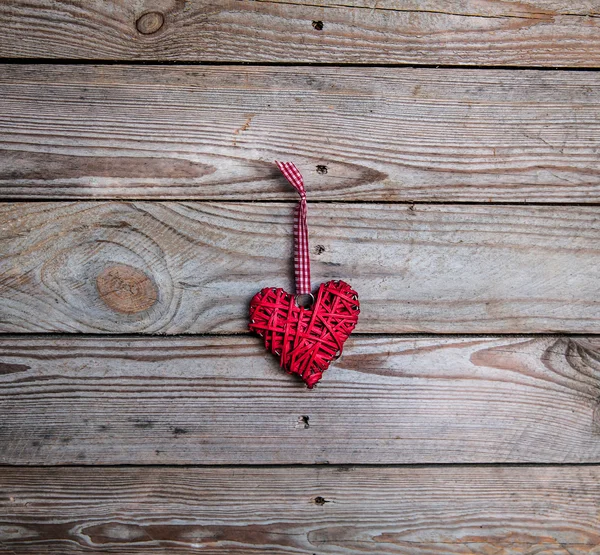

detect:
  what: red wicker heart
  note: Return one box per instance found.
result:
[249,280,360,388]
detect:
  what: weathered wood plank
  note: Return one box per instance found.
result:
[2,465,600,554]
[2,64,600,202]
[2,1,600,67]
[1,202,599,334]
[1,335,599,465]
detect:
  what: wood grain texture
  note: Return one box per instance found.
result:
[3,64,600,202]
[1,202,599,334]
[2,0,600,67]
[0,202,600,334]
[1,335,600,465]
[2,465,600,554]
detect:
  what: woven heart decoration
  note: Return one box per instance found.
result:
[249,162,360,388]
[249,280,359,388]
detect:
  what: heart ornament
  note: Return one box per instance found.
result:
[249,162,360,388]
[249,280,359,388]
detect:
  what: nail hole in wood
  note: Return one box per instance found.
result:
[297,415,310,429]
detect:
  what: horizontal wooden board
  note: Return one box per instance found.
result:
[1,335,600,465]
[2,465,600,554]
[3,65,600,202]
[1,202,599,334]
[2,1,600,67]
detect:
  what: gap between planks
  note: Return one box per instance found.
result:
[5,198,600,207]
[6,59,600,71]
[4,462,600,469]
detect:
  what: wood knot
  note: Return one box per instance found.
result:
[136,12,165,35]
[96,264,158,314]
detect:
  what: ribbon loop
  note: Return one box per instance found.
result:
[275,161,311,296]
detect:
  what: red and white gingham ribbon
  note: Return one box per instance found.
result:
[275,161,311,296]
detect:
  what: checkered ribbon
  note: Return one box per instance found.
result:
[275,161,311,296]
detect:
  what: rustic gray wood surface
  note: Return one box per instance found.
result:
[2,1,600,67]
[1,202,599,334]
[2,465,600,554]
[3,64,600,202]
[1,2,599,552]
[1,335,599,465]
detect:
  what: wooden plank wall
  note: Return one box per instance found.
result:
[1,1,600,553]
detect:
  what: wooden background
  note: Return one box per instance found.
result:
[1,1,600,553]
